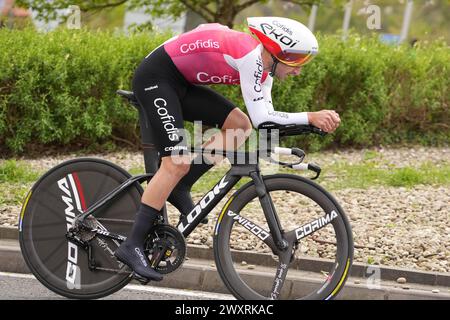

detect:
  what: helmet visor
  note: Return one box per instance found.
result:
[276,51,315,67]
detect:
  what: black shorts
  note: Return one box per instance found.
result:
[132,46,236,157]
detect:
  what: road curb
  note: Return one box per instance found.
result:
[186,244,450,287]
[1,240,449,300]
[3,226,448,287]
[2,226,449,299]
[0,227,18,241]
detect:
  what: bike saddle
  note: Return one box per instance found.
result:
[116,90,139,105]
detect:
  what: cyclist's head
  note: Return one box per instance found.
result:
[247,17,319,67]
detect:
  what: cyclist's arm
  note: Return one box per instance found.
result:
[261,74,274,112]
[237,47,309,128]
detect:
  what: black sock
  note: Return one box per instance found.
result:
[125,203,160,247]
[167,183,194,215]
[168,154,214,215]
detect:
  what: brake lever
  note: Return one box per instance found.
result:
[307,163,321,180]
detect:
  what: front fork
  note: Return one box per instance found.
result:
[248,171,298,300]
[249,171,289,252]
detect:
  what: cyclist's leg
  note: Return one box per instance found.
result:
[201,108,253,163]
[115,78,191,281]
[182,85,253,164]
[182,84,252,173]
[167,85,252,216]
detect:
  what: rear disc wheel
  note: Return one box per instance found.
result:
[19,158,143,299]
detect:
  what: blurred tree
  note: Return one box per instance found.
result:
[81,5,125,30]
[235,0,449,42]
[16,0,329,28]
[14,0,450,41]
[184,9,205,31]
[1,0,32,28]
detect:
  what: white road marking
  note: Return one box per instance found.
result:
[0,272,235,299]
[0,272,35,279]
[123,284,235,300]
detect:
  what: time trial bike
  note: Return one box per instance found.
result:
[19,90,353,300]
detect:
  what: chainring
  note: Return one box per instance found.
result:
[143,224,186,274]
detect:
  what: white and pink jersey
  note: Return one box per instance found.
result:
[164,23,269,85]
[160,23,309,128]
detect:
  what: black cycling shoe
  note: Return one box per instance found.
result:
[114,242,163,282]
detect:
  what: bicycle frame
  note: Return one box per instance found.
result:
[20,90,350,300]
[75,91,325,258]
[74,147,290,253]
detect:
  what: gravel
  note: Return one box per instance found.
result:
[397,277,407,284]
[1,146,449,273]
[5,145,449,172]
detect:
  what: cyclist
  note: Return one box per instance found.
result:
[114,17,341,281]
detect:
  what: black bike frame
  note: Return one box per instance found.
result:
[75,148,289,253]
[77,90,331,299]
[78,90,311,255]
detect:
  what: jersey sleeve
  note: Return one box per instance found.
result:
[261,74,274,112]
[236,46,309,128]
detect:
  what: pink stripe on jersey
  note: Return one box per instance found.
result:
[164,23,268,85]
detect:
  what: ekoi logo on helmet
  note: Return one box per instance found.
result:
[259,23,299,48]
[247,17,319,67]
[273,20,293,36]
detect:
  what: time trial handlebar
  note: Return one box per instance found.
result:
[257,122,328,137]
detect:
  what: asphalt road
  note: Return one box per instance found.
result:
[0,271,235,300]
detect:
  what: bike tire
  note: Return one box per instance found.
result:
[213,174,353,300]
[19,158,143,299]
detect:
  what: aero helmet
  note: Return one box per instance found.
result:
[247,16,319,67]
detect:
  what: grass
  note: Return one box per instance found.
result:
[128,164,253,195]
[0,160,41,206]
[0,159,449,207]
[367,256,375,265]
[129,159,450,194]
[128,166,145,176]
[297,161,450,190]
[0,183,31,206]
[363,150,379,161]
[0,160,40,183]
[192,168,253,195]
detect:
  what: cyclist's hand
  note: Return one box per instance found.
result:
[307,110,341,133]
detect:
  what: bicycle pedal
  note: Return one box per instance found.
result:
[132,272,150,285]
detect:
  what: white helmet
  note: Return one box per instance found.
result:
[247,16,319,66]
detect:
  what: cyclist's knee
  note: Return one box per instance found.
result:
[223,109,252,133]
[160,156,191,178]
[237,115,252,133]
